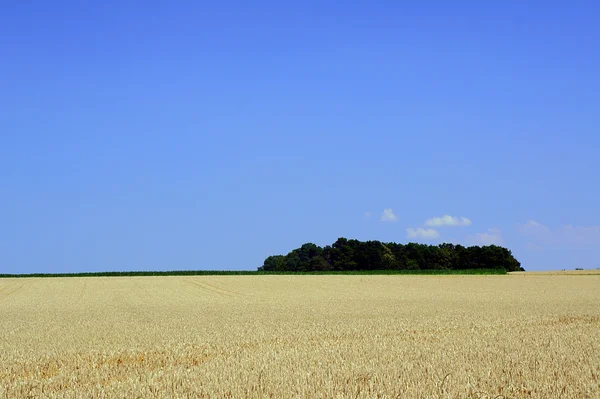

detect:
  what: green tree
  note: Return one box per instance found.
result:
[259,255,286,271]
[259,238,523,272]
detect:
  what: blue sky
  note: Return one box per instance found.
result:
[1,1,599,273]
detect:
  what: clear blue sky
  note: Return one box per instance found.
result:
[2,1,599,273]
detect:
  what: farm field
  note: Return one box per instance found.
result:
[1,274,599,398]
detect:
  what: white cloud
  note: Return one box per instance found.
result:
[562,225,600,240]
[525,242,544,251]
[425,215,472,227]
[467,228,504,246]
[518,220,600,248]
[406,227,440,239]
[380,209,397,222]
[519,220,550,232]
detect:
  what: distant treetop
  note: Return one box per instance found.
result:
[258,238,523,273]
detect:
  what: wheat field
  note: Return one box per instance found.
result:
[0,274,599,398]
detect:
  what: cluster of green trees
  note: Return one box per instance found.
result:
[258,238,523,272]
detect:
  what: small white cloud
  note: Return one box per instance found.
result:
[518,220,600,248]
[525,220,545,228]
[467,228,504,246]
[519,220,549,232]
[406,227,440,239]
[425,215,472,227]
[380,209,397,222]
[526,242,544,251]
[562,225,600,238]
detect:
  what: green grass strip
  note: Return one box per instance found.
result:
[0,269,507,278]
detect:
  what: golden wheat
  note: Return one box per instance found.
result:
[0,274,599,398]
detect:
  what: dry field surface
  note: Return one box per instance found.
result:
[0,274,599,398]
[509,270,600,276]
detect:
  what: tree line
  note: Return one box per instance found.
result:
[258,238,523,272]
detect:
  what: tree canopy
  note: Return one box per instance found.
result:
[258,238,523,272]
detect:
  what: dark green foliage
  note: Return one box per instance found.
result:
[0,239,520,278]
[261,255,287,271]
[259,238,523,273]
